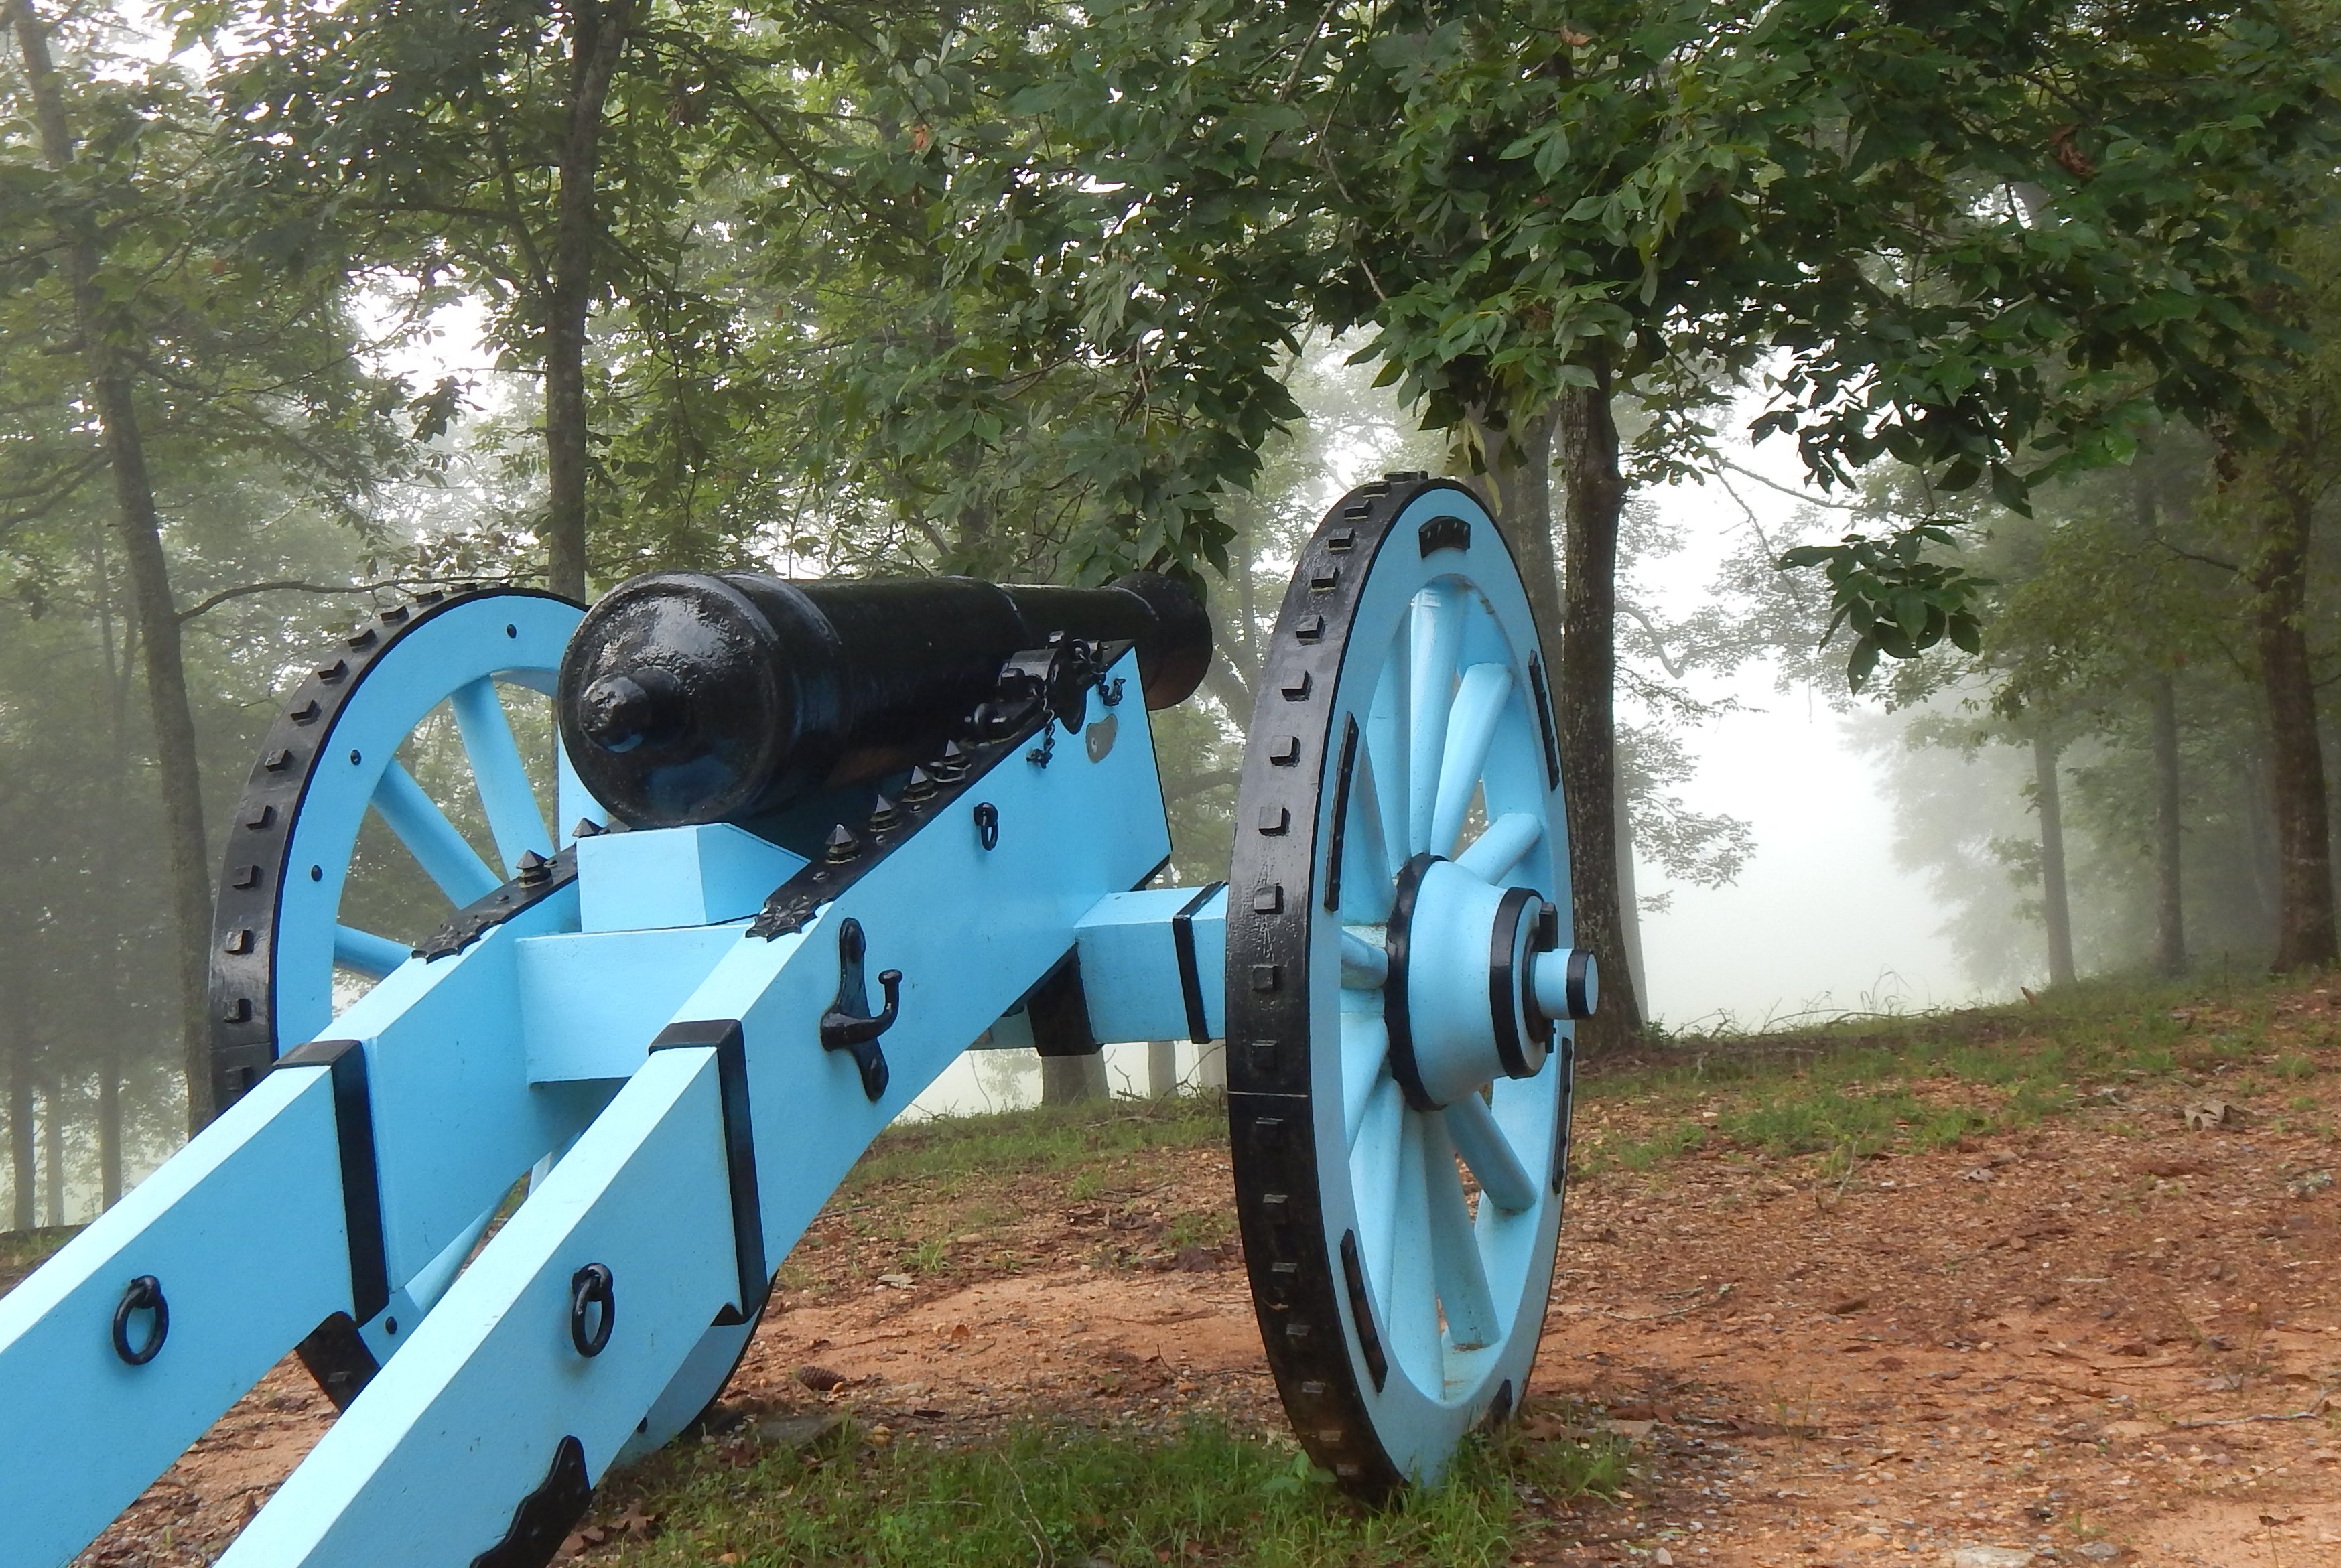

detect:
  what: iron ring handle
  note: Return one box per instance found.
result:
[973,802,1000,850]
[569,1263,616,1358]
[111,1275,169,1366]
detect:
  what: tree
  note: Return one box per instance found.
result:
[1756,6,2341,968]
[4,3,412,1132]
[4,0,217,1134]
[1774,413,2303,985]
[2204,228,2341,971]
[840,0,2341,1038]
[216,0,714,598]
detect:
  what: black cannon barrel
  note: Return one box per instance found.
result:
[557,570,1211,829]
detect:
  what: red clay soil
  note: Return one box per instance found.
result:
[42,1036,2341,1568]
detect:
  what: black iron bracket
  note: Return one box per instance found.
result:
[649,1019,769,1324]
[1170,881,1227,1046]
[817,918,899,1101]
[273,1037,390,1322]
[468,1433,594,1568]
[986,633,1106,739]
[1022,950,1099,1059]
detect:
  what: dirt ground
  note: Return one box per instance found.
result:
[45,1018,2341,1568]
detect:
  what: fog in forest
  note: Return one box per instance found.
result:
[1,328,2285,1202]
[3,305,2303,1203]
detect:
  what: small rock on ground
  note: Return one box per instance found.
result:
[1946,1550,2035,1568]
[755,1411,844,1450]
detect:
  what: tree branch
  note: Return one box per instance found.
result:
[1713,455,1865,511]
[176,574,517,624]
[1619,603,1691,680]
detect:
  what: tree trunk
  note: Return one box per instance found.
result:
[1465,405,1562,639]
[543,0,640,602]
[1612,754,1651,1011]
[6,1016,30,1232]
[1146,1040,1178,1098]
[98,1050,121,1208]
[9,0,214,1133]
[2033,733,2077,987]
[1554,375,1641,1048]
[1195,1040,1227,1090]
[2243,750,2282,953]
[1469,400,1648,1017]
[40,1080,64,1227]
[2150,672,2186,977]
[2252,489,2336,972]
[1040,1052,1109,1105]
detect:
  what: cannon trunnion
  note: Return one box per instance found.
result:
[559,570,1211,829]
[0,476,1595,1567]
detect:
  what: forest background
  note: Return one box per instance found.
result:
[5,0,2341,1227]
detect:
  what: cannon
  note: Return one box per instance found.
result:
[0,474,1595,1567]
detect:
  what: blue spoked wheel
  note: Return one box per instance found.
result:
[208,587,768,1441]
[1227,474,1592,1496]
[211,589,590,1113]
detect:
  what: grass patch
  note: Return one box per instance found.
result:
[1574,975,2336,1170]
[601,1415,1629,1568]
[1166,1209,1235,1249]
[1608,1122,1708,1170]
[852,1092,1225,1190]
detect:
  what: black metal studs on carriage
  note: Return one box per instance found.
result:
[412,845,580,963]
[111,1275,169,1366]
[747,695,1055,940]
[972,802,1000,851]
[567,1263,616,1358]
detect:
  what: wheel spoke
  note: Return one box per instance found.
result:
[1340,731,1396,922]
[1456,811,1544,883]
[450,679,551,875]
[1421,1112,1501,1352]
[1386,1109,1443,1370]
[332,924,411,980]
[1430,662,1513,857]
[1444,1092,1537,1214]
[1339,929,1388,989]
[372,760,501,905]
[1406,584,1464,855]
[1355,1077,1405,1289]
[1367,628,1411,879]
[1342,1013,1390,1147]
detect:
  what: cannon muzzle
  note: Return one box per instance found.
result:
[558,570,1211,829]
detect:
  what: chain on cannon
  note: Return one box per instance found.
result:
[0,474,1598,1567]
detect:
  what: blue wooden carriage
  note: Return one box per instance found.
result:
[0,475,1595,1567]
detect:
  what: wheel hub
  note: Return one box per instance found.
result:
[1384,853,1595,1110]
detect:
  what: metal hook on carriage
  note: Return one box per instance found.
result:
[819,917,900,1102]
